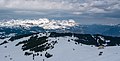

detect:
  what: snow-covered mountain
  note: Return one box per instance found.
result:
[0,18,78,38]
[0,18,120,38]
[0,18,77,29]
[0,32,120,61]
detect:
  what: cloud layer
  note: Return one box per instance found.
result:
[0,0,120,13]
[0,0,120,24]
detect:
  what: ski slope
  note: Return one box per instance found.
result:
[0,34,120,61]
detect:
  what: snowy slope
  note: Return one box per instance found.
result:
[0,32,120,61]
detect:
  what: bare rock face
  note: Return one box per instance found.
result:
[45,52,53,58]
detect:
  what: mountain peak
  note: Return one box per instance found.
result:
[0,18,77,29]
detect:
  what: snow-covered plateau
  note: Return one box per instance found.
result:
[0,32,120,61]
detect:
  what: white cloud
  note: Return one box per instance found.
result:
[0,0,120,14]
[72,12,82,15]
[107,3,120,10]
[88,8,107,13]
[86,0,120,13]
[0,0,76,10]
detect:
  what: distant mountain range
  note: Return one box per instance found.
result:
[78,24,120,36]
[0,18,120,38]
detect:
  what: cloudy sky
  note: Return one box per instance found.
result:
[0,0,120,24]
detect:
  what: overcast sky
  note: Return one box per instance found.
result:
[0,0,120,24]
